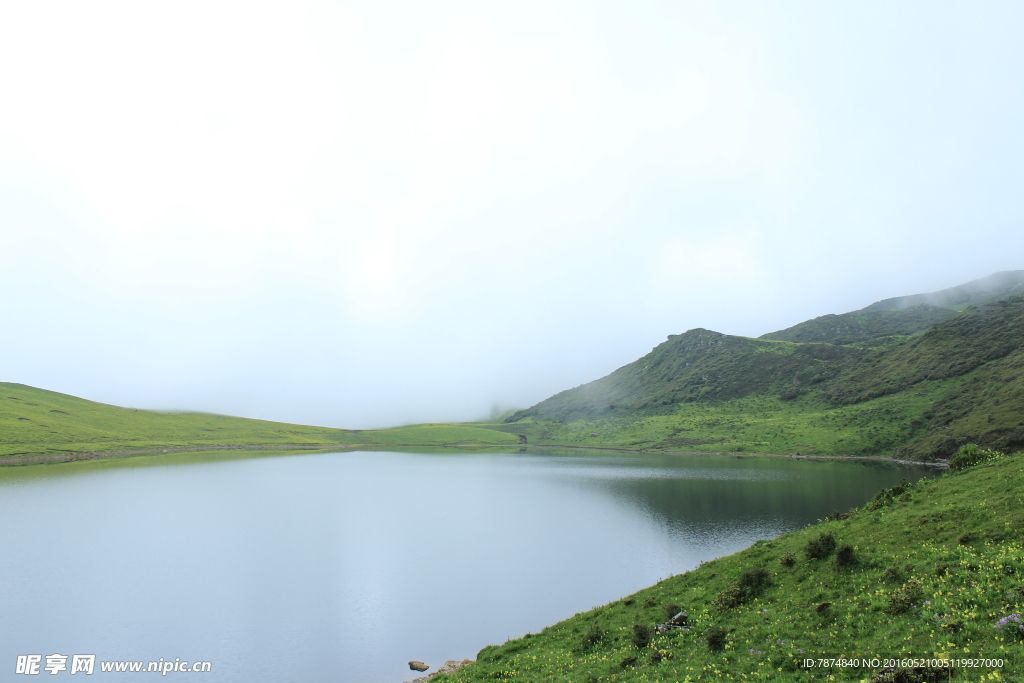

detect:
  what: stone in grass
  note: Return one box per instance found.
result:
[409,661,430,672]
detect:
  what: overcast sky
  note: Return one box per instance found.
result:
[2,0,1023,428]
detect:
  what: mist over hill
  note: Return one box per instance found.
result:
[502,272,1024,461]
[760,270,1024,345]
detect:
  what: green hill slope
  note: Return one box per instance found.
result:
[0,383,518,462]
[433,448,1024,683]
[506,329,866,423]
[760,270,1024,345]
[499,291,1024,462]
[865,270,1024,312]
[759,304,957,345]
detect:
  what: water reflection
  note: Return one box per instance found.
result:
[0,449,935,683]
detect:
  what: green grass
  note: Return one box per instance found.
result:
[0,382,518,462]
[760,304,958,345]
[433,449,1024,682]
[499,296,1024,462]
[477,380,958,458]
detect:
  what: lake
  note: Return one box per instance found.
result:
[0,448,935,681]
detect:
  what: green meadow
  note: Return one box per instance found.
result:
[491,296,1024,463]
[433,447,1024,683]
[475,383,955,459]
[0,382,518,463]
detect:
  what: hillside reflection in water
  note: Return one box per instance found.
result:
[0,449,934,683]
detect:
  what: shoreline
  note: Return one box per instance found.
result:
[0,443,340,467]
[521,443,949,469]
[0,442,948,469]
[404,659,474,683]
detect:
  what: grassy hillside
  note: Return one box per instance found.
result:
[864,270,1024,312]
[505,330,868,423]
[433,447,1024,682]
[759,305,957,345]
[498,296,1024,462]
[759,271,1024,346]
[0,383,518,462]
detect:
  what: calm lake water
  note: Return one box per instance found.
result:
[0,449,935,682]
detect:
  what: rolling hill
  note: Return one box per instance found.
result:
[0,383,518,463]
[497,272,1024,462]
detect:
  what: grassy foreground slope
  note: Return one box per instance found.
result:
[435,449,1024,683]
[0,383,518,462]
[494,295,1024,462]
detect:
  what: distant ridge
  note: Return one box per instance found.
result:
[863,269,1024,311]
[0,383,518,462]
[759,270,1024,345]
[501,271,1024,461]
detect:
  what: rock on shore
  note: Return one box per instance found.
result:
[404,659,473,682]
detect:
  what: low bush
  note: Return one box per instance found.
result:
[738,567,770,590]
[949,443,1005,471]
[577,621,606,651]
[835,544,857,568]
[631,624,654,649]
[714,567,771,609]
[884,565,906,583]
[867,480,912,510]
[805,532,837,559]
[887,580,925,614]
[705,625,727,652]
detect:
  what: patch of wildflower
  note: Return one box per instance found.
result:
[994,614,1023,631]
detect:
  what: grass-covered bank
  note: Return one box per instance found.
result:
[432,447,1024,682]
[0,383,518,464]
[474,385,954,459]
[497,295,1024,463]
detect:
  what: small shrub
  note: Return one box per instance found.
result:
[887,580,924,614]
[958,531,977,545]
[949,443,1004,471]
[714,566,771,609]
[883,565,905,583]
[642,597,658,608]
[738,567,770,590]
[631,624,654,649]
[705,625,728,652]
[579,621,606,650]
[867,479,912,510]
[662,603,681,620]
[713,585,745,610]
[619,655,638,669]
[835,544,857,568]
[779,552,796,567]
[805,532,837,560]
